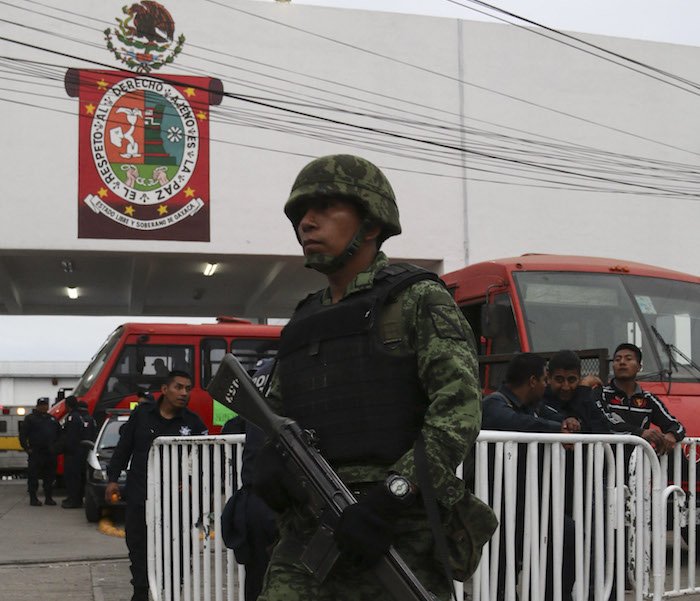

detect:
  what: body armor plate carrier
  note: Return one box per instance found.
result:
[277,263,443,466]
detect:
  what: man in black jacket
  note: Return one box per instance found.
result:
[19,397,61,506]
[221,359,278,601]
[542,350,613,434]
[482,353,577,601]
[105,370,208,601]
[595,343,685,454]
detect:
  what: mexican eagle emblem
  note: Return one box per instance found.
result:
[105,1,185,73]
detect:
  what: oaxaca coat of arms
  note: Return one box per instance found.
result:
[65,2,222,241]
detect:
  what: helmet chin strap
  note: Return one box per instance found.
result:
[304,220,372,274]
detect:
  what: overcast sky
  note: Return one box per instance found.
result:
[268,0,700,47]
[2,0,698,364]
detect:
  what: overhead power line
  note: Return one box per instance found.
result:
[3,1,700,163]
[445,0,700,95]
[1,4,700,199]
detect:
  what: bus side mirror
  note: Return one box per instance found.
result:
[481,304,508,338]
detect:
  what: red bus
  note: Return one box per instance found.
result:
[49,317,282,433]
[443,254,700,434]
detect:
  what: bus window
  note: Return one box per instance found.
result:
[201,338,227,389]
[73,327,124,398]
[486,293,520,390]
[100,344,194,402]
[489,293,520,355]
[230,338,279,375]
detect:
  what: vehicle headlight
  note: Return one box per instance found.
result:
[93,469,107,481]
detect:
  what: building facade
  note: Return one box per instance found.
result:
[1,0,698,318]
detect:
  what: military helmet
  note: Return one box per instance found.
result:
[285,154,401,244]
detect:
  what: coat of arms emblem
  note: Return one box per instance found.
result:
[105,1,185,73]
[64,2,222,240]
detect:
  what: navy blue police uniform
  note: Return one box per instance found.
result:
[221,359,278,601]
[19,401,61,505]
[107,399,207,598]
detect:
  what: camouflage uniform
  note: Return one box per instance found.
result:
[258,251,482,601]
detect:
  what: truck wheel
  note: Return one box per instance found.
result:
[85,493,101,523]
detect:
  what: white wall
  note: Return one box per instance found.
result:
[1,0,699,276]
[0,362,86,407]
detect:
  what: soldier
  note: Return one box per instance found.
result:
[252,154,483,600]
[19,397,61,506]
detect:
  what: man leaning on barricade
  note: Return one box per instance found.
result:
[594,343,685,454]
[482,352,577,601]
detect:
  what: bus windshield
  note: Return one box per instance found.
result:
[72,327,124,398]
[513,272,700,382]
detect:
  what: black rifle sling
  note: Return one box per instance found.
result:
[414,433,457,601]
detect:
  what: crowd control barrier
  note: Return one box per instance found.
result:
[146,433,699,601]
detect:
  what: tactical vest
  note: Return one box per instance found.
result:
[277,263,443,466]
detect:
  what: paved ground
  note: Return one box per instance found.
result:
[3,477,700,601]
[0,479,133,600]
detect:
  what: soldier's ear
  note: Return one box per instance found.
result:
[363,222,381,242]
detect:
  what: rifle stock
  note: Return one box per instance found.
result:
[208,353,439,601]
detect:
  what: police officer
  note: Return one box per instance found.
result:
[105,370,208,601]
[253,155,483,601]
[61,396,95,508]
[221,359,278,601]
[19,397,61,506]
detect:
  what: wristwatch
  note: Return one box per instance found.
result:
[384,474,416,505]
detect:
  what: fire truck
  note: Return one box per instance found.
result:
[442,254,700,427]
[48,317,282,432]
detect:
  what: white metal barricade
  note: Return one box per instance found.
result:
[659,438,700,598]
[471,432,675,601]
[146,433,697,601]
[147,434,245,601]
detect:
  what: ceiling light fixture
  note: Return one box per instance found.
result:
[204,262,218,276]
[67,287,78,299]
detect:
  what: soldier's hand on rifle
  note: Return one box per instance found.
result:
[335,480,413,569]
[252,442,308,513]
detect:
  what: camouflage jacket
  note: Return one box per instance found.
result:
[266,251,482,508]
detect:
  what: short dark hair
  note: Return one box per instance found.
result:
[614,343,642,363]
[165,370,193,386]
[505,353,547,387]
[64,395,78,410]
[548,351,581,374]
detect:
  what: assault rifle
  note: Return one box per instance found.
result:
[208,353,439,601]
